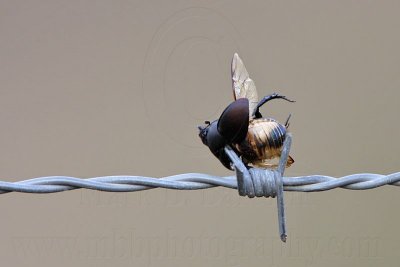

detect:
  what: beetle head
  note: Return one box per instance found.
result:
[198,121,211,146]
[198,98,250,170]
[198,120,226,150]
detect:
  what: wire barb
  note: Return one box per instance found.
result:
[224,134,292,242]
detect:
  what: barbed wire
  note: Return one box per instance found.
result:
[1,134,398,242]
[1,172,399,194]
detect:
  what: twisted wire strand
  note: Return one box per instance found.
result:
[0,172,399,194]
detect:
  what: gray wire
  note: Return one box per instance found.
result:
[0,172,399,194]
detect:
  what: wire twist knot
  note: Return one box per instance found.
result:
[244,168,279,198]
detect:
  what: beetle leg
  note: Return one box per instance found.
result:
[253,161,278,168]
[286,155,294,167]
[284,114,292,128]
[252,155,294,169]
[254,93,295,118]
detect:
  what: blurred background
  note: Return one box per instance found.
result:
[0,1,399,266]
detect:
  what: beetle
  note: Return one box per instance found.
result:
[198,53,294,170]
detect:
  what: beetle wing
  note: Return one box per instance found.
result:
[217,98,249,143]
[231,53,259,119]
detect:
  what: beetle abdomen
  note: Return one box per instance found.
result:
[236,118,287,163]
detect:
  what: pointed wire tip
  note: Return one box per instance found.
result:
[280,234,287,243]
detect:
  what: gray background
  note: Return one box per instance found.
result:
[1,1,399,266]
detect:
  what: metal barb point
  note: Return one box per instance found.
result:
[224,146,251,197]
[224,134,292,242]
[281,234,287,243]
[276,133,292,242]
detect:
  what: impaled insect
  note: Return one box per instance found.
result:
[198,53,294,170]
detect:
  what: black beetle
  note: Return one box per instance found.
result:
[198,53,295,170]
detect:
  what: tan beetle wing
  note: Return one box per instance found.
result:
[231,53,259,119]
